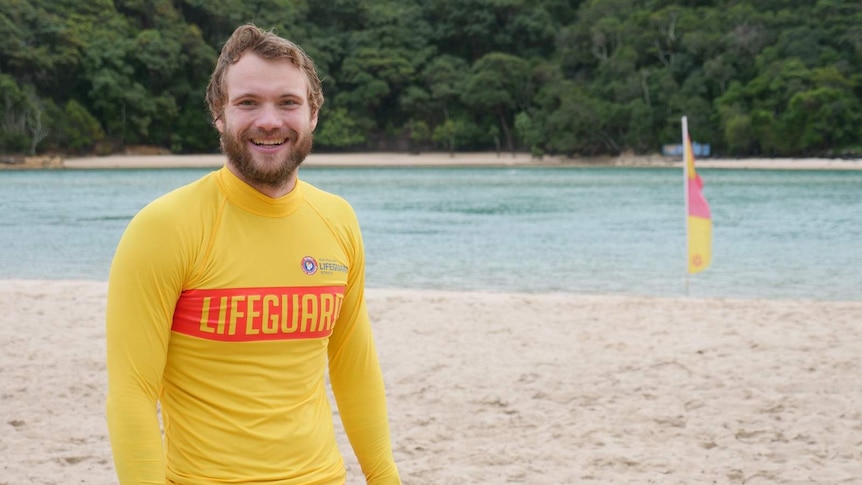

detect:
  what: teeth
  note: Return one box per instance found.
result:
[251,138,285,146]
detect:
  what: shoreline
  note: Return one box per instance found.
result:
[6,277,862,302]
[4,152,862,170]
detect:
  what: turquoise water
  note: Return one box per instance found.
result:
[1,167,860,300]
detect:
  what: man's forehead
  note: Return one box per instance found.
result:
[225,53,308,95]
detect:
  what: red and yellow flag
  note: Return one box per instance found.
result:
[683,118,712,274]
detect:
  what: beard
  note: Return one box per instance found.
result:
[220,125,313,189]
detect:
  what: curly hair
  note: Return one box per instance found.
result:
[205,23,324,124]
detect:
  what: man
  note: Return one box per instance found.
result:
[106,23,402,485]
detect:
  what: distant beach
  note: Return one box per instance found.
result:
[2,151,861,170]
[55,152,862,170]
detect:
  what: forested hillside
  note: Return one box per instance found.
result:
[1,0,860,157]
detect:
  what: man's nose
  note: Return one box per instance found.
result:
[254,104,282,131]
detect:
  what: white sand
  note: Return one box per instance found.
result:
[2,279,860,484]
[61,152,862,170]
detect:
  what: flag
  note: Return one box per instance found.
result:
[683,117,712,274]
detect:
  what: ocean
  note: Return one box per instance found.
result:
[1,166,860,301]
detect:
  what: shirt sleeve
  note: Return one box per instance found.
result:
[105,203,189,484]
[327,214,402,485]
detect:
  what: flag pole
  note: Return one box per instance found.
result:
[682,116,690,296]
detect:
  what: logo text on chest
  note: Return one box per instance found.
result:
[172,286,344,342]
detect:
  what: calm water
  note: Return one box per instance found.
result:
[1,166,860,300]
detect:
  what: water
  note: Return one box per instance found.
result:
[1,167,860,300]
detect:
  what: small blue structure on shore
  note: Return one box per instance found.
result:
[662,143,711,157]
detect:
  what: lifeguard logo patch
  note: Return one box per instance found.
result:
[301,256,318,275]
[172,286,344,342]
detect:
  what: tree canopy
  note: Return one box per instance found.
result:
[1,0,860,158]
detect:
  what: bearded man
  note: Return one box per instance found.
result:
[105,23,402,485]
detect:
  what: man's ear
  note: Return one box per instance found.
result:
[214,116,224,133]
[310,110,319,132]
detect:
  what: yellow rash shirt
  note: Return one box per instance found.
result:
[106,167,401,485]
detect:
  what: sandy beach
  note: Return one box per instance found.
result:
[56,152,862,170]
[2,279,860,484]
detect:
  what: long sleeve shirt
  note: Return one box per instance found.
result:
[106,167,401,485]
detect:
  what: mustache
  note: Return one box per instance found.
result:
[241,128,296,140]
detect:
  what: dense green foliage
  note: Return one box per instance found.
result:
[2,0,860,157]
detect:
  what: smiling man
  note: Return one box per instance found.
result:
[105,24,402,485]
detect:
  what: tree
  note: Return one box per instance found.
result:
[314,107,367,149]
[0,74,30,153]
[537,79,622,156]
[424,0,561,61]
[336,0,434,142]
[23,93,50,155]
[432,119,457,156]
[782,67,862,155]
[461,52,531,155]
[514,111,545,157]
[1,0,860,157]
[405,119,431,153]
[56,99,105,154]
[423,55,469,123]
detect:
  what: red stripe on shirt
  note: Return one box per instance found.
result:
[172,286,344,341]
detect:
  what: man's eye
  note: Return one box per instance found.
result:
[239,100,256,106]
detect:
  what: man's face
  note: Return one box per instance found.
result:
[216,52,318,192]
